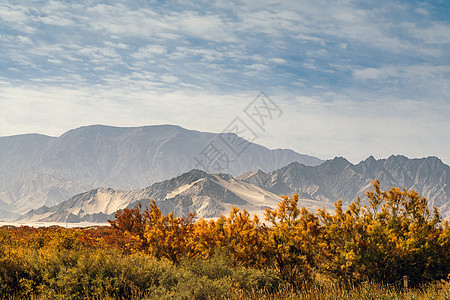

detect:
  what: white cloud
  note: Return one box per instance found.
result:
[170,12,237,43]
[295,34,325,45]
[406,22,450,45]
[38,15,75,27]
[0,4,36,33]
[414,7,429,16]
[351,64,450,99]
[47,58,62,64]
[84,4,171,38]
[0,3,29,23]
[131,45,167,59]
[16,35,32,44]
[172,47,225,61]
[306,49,328,57]
[160,74,179,83]
[103,42,129,50]
[353,68,385,80]
[246,63,270,72]
[269,58,286,64]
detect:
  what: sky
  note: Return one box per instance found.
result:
[0,0,449,165]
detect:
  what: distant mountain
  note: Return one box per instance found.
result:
[20,169,329,223]
[18,155,450,224]
[0,125,322,217]
[238,155,450,217]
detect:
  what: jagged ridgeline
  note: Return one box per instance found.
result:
[238,155,450,217]
[0,125,322,219]
[19,155,450,223]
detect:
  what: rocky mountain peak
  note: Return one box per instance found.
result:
[240,155,450,217]
[0,124,322,217]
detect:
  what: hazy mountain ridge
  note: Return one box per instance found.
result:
[3,125,449,222]
[18,169,291,223]
[0,124,322,217]
[238,155,450,216]
[17,155,450,224]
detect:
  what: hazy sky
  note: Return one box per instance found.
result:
[0,0,449,164]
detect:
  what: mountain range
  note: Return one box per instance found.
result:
[238,155,450,217]
[0,124,322,218]
[18,169,291,223]
[2,124,448,223]
[18,155,450,224]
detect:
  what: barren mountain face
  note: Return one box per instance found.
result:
[19,155,450,224]
[0,125,321,218]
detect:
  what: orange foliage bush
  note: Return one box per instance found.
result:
[2,181,448,287]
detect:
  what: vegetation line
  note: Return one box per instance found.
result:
[1,180,449,299]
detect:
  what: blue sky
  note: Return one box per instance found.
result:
[0,0,449,164]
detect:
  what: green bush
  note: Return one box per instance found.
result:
[0,244,449,299]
